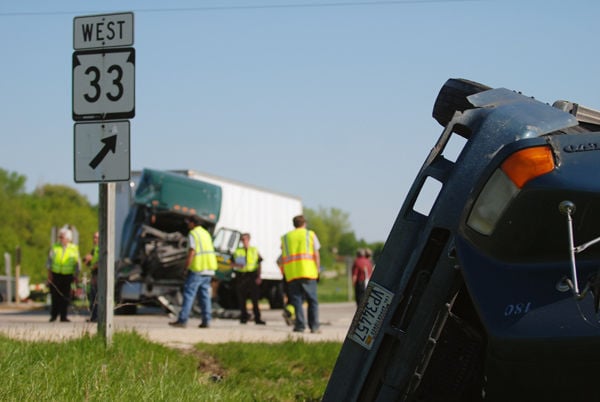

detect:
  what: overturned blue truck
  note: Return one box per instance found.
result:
[323,79,600,402]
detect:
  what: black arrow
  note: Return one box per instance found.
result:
[89,135,117,169]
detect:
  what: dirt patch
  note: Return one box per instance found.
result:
[186,347,227,383]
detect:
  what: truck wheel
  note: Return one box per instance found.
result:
[267,282,285,309]
[114,303,137,315]
[114,282,138,315]
[217,281,238,310]
[432,78,491,128]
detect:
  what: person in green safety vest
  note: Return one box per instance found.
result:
[47,226,81,323]
[232,233,266,325]
[169,215,217,328]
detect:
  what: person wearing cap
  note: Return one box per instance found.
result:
[169,215,217,328]
[280,215,321,333]
[47,226,81,322]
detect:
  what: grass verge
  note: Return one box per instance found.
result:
[0,331,342,401]
[318,271,352,303]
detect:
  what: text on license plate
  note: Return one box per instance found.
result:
[348,281,394,350]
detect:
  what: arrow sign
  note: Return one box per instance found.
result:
[74,121,130,183]
[90,135,117,169]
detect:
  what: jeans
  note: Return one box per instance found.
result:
[288,278,319,331]
[178,271,212,325]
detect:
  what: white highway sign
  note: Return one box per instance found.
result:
[73,12,134,50]
[72,47,135,121]
[74,121,130,183]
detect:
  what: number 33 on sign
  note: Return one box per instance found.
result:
[72,47,135,121]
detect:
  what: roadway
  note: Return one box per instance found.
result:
[0,302,357,349]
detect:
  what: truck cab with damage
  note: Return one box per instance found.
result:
[115,168,222,314]
[323,79,600,401]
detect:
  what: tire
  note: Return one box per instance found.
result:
[432,78,492,128]
[114,303,137,315]
[114,282,138,315]
[216,281,238,310]
[267,281,285,309]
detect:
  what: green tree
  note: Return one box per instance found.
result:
[338,231,359,256]
[0,170,30,276]
[304,206,386,269]
[304,207,353,269]
[25,184,98,283]
[0,169,98,285]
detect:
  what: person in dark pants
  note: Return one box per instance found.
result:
[351,248,374,307]
[83,231,99,322]
[233,233,266,325]
[47,226,81,322]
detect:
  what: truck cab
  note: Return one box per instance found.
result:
[323,79,600,401]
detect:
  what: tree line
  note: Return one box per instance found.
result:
[0,168,383,285]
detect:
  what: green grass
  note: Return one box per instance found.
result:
[318,270,352,303]
[0,331,342,401]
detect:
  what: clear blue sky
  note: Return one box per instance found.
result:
[1,0,599,243]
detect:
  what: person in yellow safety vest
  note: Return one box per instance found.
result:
[83,231,100,322]
[280,215,321,334]
[232,233,266,325]
[47,226,81,322]
[169,215,217,328]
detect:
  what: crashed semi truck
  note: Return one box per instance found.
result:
[323,79,600,402]
[114,168,302,314]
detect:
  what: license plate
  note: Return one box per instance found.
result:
[348,281,394,350]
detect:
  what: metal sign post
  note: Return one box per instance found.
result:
[98,183,115,343]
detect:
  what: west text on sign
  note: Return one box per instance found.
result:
[73,12,134,50]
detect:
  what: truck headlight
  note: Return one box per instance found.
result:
[467,146,555,235]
